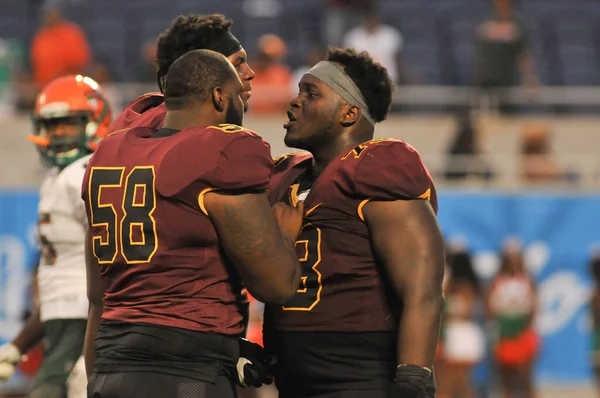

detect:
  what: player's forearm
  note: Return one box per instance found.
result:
[227,231,300,305]
[244,244,300,305]
[84,303,102,379]
[271,239,302,303]
[12,307,44,354]
[396,295,444,368]
[207,192,302,304]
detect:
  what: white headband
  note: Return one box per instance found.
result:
[306,61,375,126]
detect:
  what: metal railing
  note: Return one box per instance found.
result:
[104,83,600,110]
[423,154,600,191]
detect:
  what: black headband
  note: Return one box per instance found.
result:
[158,31,243,93]
[210,31,243,57]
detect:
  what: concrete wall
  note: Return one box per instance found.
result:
[2,113,599,188]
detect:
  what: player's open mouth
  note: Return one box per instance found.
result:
[284,110,297,130]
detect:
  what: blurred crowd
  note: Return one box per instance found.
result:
[0,0,550,116]
[434,237,540,398]
[443,108,575,185]
[3,0,592,188]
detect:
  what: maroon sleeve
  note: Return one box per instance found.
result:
[211,134,273,192]
[348,140,436,208]
[109,93,165,133]
[157,130,273,216]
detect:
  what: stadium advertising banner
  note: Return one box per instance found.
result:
[0,192,38,344]
[0,191,599,382]
[439,191,600,383]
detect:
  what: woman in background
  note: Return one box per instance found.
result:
[487,238,539,398]
[436,242,485,398]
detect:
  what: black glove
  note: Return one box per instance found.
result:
[387,364,433,398]
[236,338,275,388]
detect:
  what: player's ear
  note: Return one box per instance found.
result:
[212,87,225,112]
[340,104,360,127]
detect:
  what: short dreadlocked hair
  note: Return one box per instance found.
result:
[156,14,234,92]
[326,47,394,123]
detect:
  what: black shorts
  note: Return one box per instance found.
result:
[94,321,238,382]
[263,330,397,397]
[87,371,236,398]
[278,389,387,398]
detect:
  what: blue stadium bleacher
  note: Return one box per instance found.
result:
[379,3,444,84]
[1,0,598,87]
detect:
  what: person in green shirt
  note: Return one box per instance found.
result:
[486,238,539,398]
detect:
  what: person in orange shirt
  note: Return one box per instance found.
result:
[31,3,91,89]
[248,34,293,114]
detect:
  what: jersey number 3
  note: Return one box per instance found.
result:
[88,166,158,264]
[282,224,322,311]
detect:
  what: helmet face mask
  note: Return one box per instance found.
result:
[31,113,92,168]
[29,75,112,169]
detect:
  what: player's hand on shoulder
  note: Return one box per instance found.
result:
[273,201,305,245]
[236,338,275,388]
[0,343,21,380]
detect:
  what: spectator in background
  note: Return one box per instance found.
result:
[290,47,326,95]
[139,40,158,84]
[486,237,538,398]
[30,2,91,90]
[588,247,600,392]
[249,34,293,114]
[0,39,26,114]
[342,7,408,84]
[445,106,494,181]
[519,122,565,183]
[437,241,485,398]
[473,0,538,113]
[322,0,374,47]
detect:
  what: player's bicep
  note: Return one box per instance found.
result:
[205,190,272,250]
[85,229,103,305]
[363,199,445,303]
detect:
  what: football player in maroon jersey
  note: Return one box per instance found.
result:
[265,47,445,398]
[109,13,280,391]
[83,50,302,398]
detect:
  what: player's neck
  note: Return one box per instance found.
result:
[162,109,220,131]
[312,144,344,171]
[311,135,370,173]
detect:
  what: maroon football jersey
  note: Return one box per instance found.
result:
[109,93,166,133]
[82,124,272,335]
[268,152,313,205]
[265,138,438,333]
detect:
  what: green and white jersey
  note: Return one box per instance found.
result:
[37,154,91,322]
